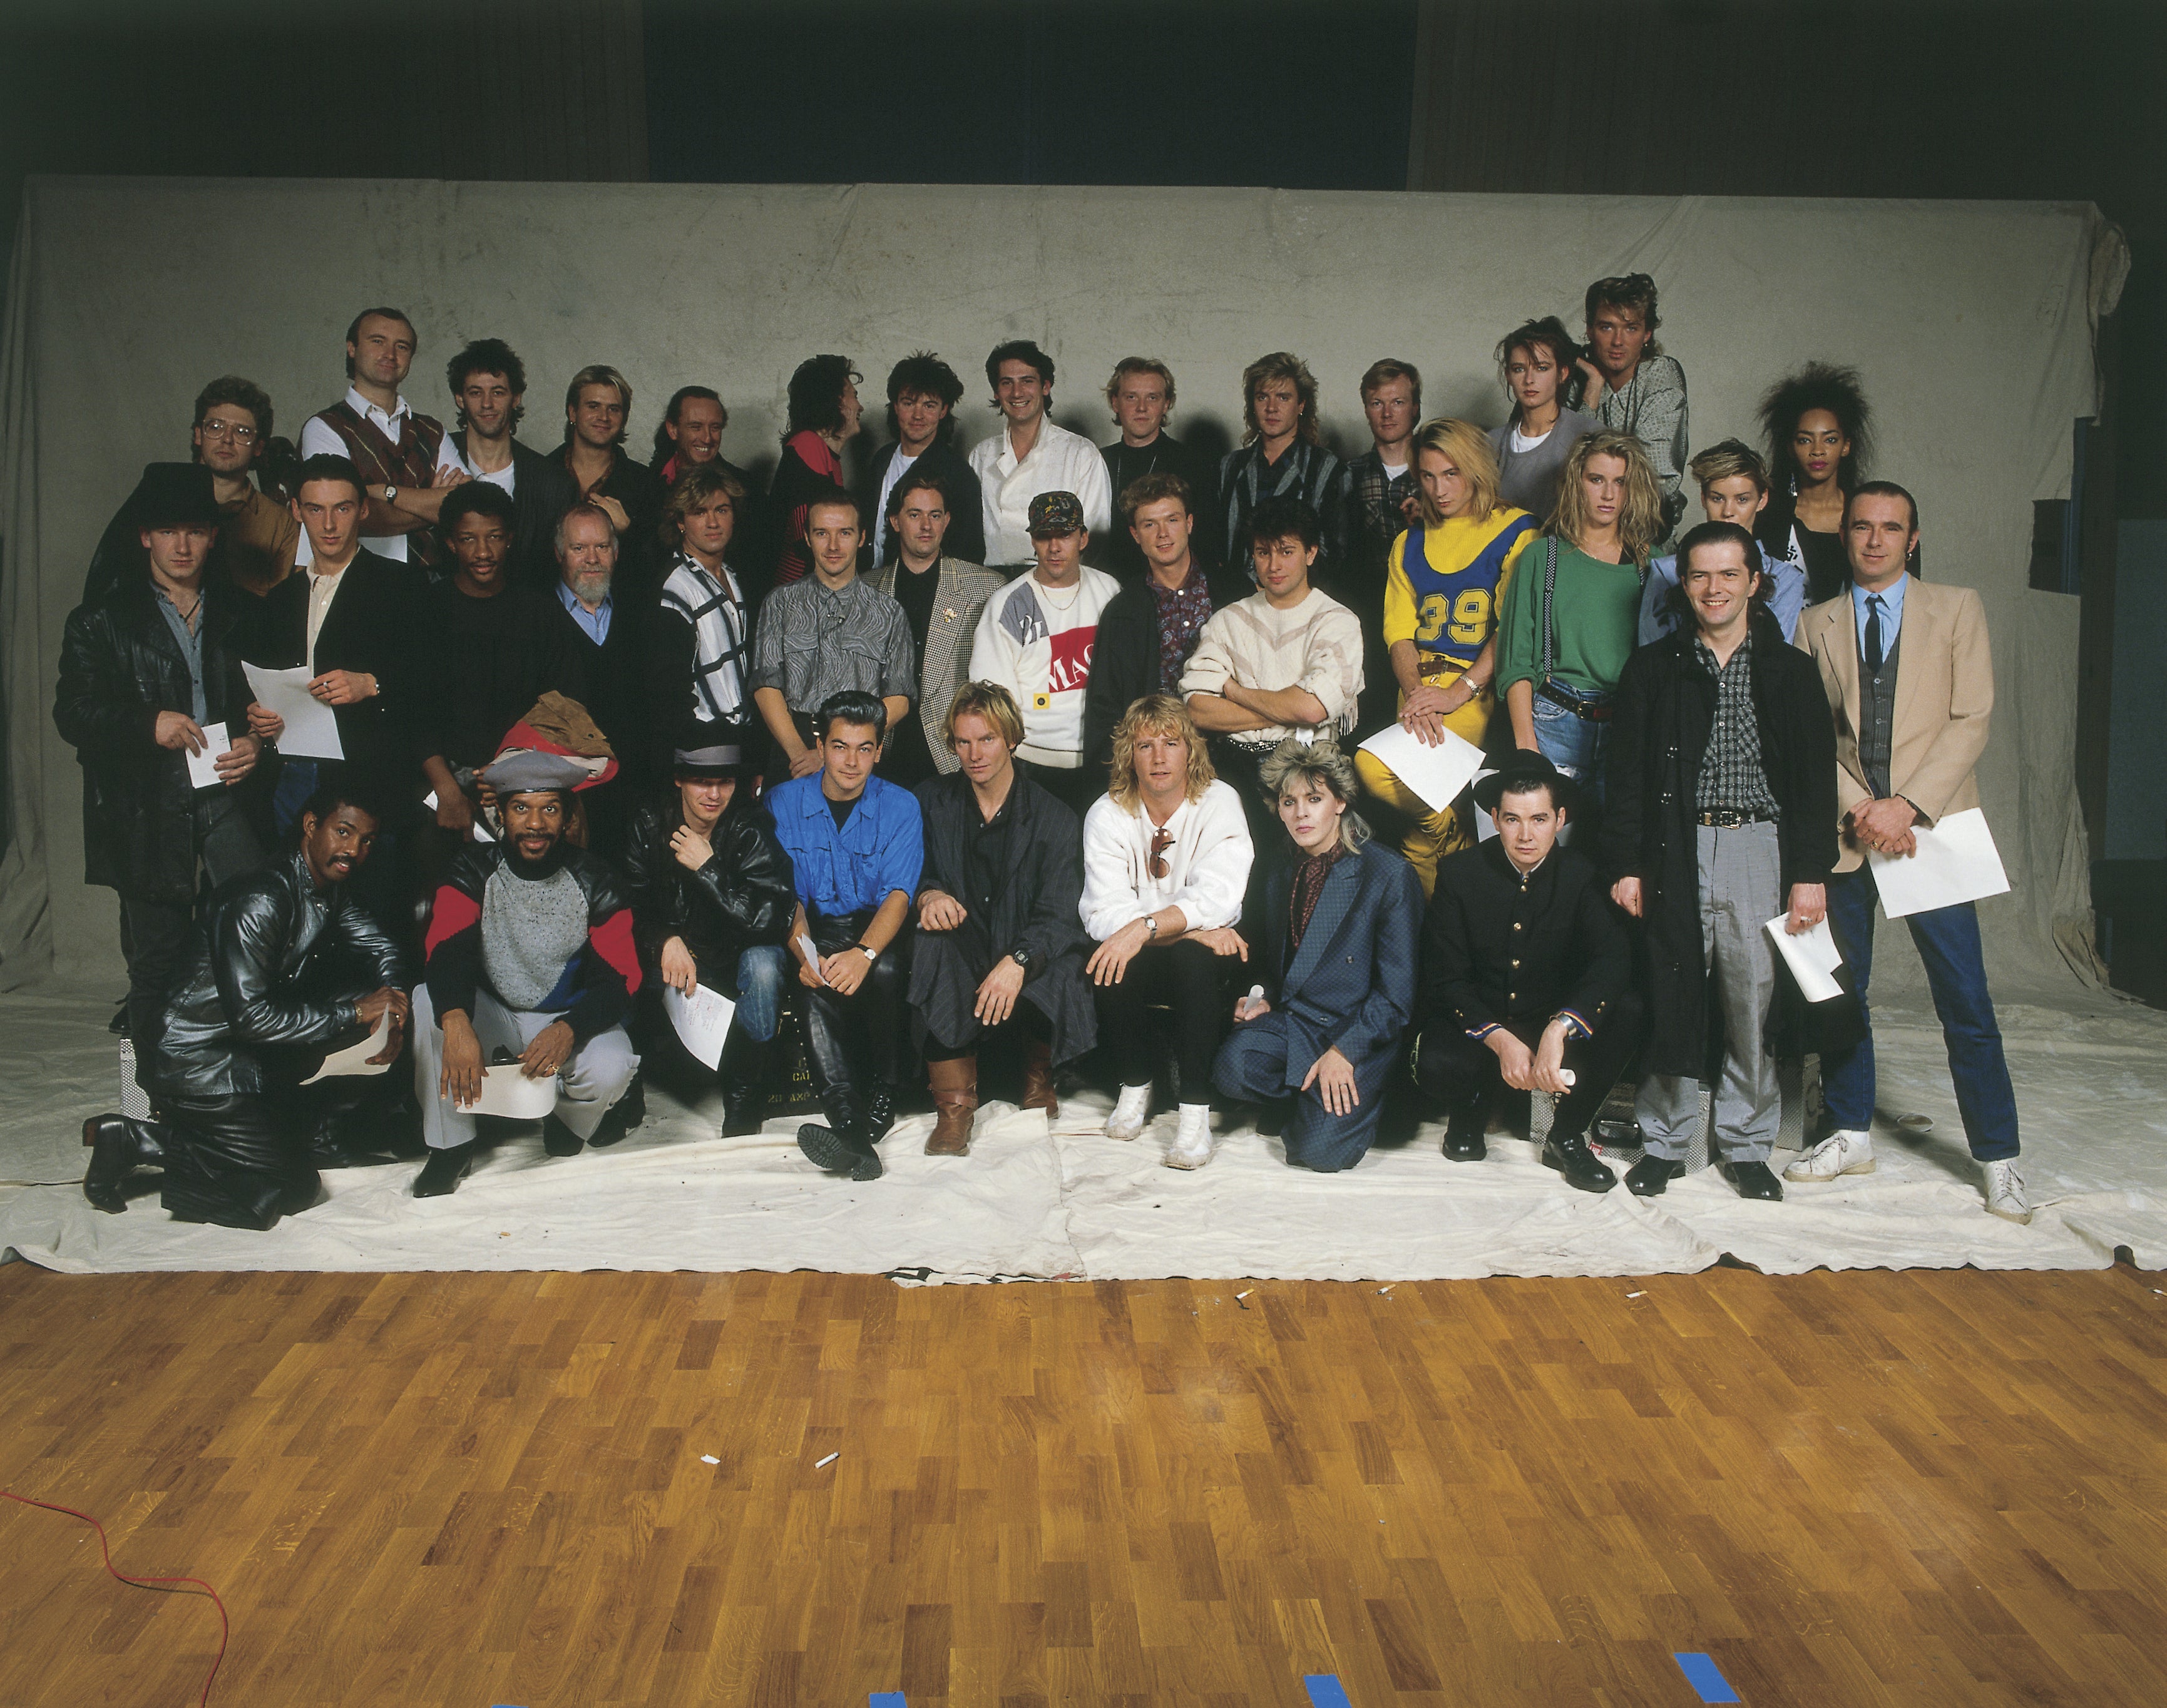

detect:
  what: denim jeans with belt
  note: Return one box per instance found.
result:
[1530,691,1611,807]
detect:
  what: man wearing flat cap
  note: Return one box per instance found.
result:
[407,729,643,1197]
[620,740,797,1135]
[1415,750,1641,1194]
[966,489,1121,817]
[56,463,270,1080]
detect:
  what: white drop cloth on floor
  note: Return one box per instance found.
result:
[3,985,2161,1281]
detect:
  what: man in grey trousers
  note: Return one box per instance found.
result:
[1598,521,1838,1200]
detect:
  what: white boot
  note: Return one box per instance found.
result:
[1105,1084,1152,1142]
[1164,1103,1214,1170]
[1784,1128,1875,1182]
[1982,1159,2033,1224]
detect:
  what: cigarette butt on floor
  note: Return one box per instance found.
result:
[1378,1286,1394,1296]
[700,1455,720,1465]
[1626,1291,1646,1299]
[815,1452,839,1470]
[1236,1290,1253,1299]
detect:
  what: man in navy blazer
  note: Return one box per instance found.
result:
[1214,737,1423,1172]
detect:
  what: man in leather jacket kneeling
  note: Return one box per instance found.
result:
[81,784,411,1230]
[621,739,796,1135]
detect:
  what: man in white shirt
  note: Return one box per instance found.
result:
[1080,694,1254,1168]
[297,307,461,571]
[966,340,1113,568]
[434,337,578,591]
[1181,494,1364,843]
[967,490,1121,816]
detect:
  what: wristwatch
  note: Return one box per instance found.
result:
[381,483,399,504]
[1144,914,1159,939]
[1010,946,1033,971]
[854,943,879,964]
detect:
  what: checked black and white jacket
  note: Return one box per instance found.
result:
[657,550,752,727]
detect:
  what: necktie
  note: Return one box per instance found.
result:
[1865,594,1885,675]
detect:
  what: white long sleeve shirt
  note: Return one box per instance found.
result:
[1178,586,1365,749]
[297,387,418,565]
[1080,780,1254,940]
[968,566,1120,768]
[967,417,1115,566]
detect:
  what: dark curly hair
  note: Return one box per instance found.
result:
[784,355,861,439]
[884,352,965,444]
[1758,362,1873,496]
[444,338,528,433]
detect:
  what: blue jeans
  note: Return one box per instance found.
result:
[730,944,789,1043]
[1820,868,2019,1160]
[1530,693,1609,807]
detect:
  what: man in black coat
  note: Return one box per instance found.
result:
[860,352,987,571]
[79,784,409,1230]
[54,463,271,1076]
[546,501,653,859]
[1416,751,1640,1193]
[909,682,1095,1155]
[1601,521,1838,1200]
[439,337,581,593]
[1099,357,1221,580]
[1081,472,1249,776]
[620,740,797,1135]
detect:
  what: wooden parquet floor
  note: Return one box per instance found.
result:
[1,1264,2163,1708]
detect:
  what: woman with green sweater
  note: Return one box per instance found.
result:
[1494,431,1665,811]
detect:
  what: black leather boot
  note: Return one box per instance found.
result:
[541,1113,585,1157]
[797,1088,881,1181]
[864,1083,898,1145]
[81,1115,164,1214]
[412,1141,477,1198]
[1440,1094,1487,1162]
[1719,1159,1784,1201]
[1540,1127,1616,1194]
[720,1035,774,1138]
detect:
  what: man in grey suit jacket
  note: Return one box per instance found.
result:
[1214,737,1423,1172]
[871,466,1004,787]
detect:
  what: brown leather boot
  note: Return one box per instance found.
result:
[1020,1038,1058,1119]
[926,1055,978,1155]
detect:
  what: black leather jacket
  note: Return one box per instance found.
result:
[620,792,796,986]
[151,847,408,1098]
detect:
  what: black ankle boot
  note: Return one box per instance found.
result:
[81,1115,163,1214]
[1540,1128,1616,1194]
[412,1142,477,1198]
[864,1084,897,1145]
[721,1036,774,1138]
[1626,1155,1685,1197]
[798,1088,881,1180]
[541,1114,585,1157]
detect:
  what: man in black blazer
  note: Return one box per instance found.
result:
[1416,750,1640,1193]
[859,352,986,570]
[438,337,580,593]
[546,501,653,857]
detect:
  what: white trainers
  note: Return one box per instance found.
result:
[1105,1084,1152,1143]
[1983,1159,2033,1225]
[1164,1103,1214,1170]
[1784,1129,1876,1182]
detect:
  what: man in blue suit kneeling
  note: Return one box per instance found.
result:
[1214,737,1424,1172]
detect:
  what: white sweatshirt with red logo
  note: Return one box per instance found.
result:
[966,566,1120,769]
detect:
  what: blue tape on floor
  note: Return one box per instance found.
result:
[1674,1652,1739,1703]
[1303,1676,1353,1708]
[869,1695,906,1707]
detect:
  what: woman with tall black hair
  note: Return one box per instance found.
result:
[1756,362,1880,603]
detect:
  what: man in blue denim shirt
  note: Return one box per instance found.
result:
[771,690,925,1180]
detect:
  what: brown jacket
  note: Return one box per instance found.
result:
[1795,580,1993,874]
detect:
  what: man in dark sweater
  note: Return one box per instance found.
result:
[1099,357,1219,580]
[437,337,580,593]
[546,501,652,857]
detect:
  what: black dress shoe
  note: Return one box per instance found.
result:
[1442,1127,1487,1163]
[1540,1131,1616,1194]
[1720,1160,1784,1201]
[412,1142,476,1198]
[1626,1155,1686,1197]
[541,1115,585,1157]
[82,1115,159,1213]
[797,1121,882,1180]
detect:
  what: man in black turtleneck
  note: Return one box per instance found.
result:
[1099,357,1219,579]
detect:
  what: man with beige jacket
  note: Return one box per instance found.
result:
[1787,483,2027,1223]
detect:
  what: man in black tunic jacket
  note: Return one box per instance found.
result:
[1416,750,1639,1193]
[80,785,409,1229]
[910,682,1095,1155]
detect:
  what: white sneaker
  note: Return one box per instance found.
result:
[1784,1129,1876,1182]
[1983,1159,2033,1225]
[1164,1103,1214,1170]
[1105,1084,1152,1143]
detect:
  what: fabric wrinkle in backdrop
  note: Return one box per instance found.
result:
[0,177,2126,1000]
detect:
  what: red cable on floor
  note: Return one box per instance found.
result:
[0,1486,228,1707]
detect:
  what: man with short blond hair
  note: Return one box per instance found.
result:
[1100,356,1216,580]
[551,364,664,588]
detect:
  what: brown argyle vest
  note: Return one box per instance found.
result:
[320,400,447,571]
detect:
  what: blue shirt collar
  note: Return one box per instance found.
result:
[1851,573,1906,628]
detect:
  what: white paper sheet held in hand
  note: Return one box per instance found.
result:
[467,1064,560,1120]
[1356,722,1485,814]
[300,1010,391,1083]
[1764,914,1845,1003]
[1867,807,2010,919]
[664,982,737,1071]
[243,662,344,760]
[796,933,827,986]
[185,722,231,790]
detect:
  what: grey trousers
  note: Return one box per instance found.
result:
[1636,821,1783,1163]
[411,984,638,1151]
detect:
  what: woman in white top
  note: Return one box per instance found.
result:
[1080,695,1254,1167]
[1488,316,1601,521]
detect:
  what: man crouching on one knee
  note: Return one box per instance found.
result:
[1213,737,1422,1172]
[409,743,643,1197]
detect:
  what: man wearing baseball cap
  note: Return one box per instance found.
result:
[966,489,1121,817]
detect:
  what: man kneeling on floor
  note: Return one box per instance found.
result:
[911,681,1095,1155]
[774,691,924,1180]
[410,744,643,1197]
[83,784,411,1230]
[1415,752,1639,1193]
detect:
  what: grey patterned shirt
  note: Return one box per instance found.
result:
[1694,633,1778,818]
[749,572,916,715]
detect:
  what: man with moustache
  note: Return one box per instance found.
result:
[79,784,409,1229]
[1099,357,1218,580]
[862,352,986,569]
[966,340,1113,568]
[435,337,579,591]
[409,746,644,1197]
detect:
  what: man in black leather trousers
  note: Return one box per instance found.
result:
[81,784,411,1230]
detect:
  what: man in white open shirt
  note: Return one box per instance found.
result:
[1080,694,1254,1169]
[966,339,1113,568]
[967,490,1121,816]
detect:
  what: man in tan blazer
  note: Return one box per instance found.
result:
[870,466,1003,787]
[1786,482,2027,1223]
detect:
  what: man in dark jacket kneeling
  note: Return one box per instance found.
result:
[1601,521,1837,1200]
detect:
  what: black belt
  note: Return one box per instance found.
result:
[1694,809,1776,829]
[1536,680,1613,722]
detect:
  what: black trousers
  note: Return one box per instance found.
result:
[1415,993,1644,1141]
[1021,757,1104,820]
[801,907,908,1117]
[120,794,265,1086]
[1095,937,1231,1104]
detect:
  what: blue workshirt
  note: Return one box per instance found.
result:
[768,772,924,918]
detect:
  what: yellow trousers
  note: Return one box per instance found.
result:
[1353,680,1495,897]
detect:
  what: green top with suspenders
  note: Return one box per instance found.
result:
[1493,536,1647,707]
